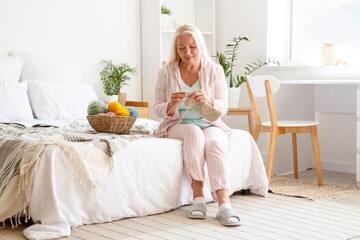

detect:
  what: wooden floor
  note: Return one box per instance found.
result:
[1,169,360,240]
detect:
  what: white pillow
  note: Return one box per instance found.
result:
[10,53,82,83]
[27,80,98,120]
[0,56,23,82]
[0,80,33,121]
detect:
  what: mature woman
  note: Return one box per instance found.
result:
[153,24,240,226]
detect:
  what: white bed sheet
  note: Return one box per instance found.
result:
[17,121,267,240]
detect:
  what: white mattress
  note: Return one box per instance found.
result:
[12,120,268,240]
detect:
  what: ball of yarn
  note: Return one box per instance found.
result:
[108,101,123,113]
[125,106,138,118]
[108,101,131,117]
[96,112,116,116]
[87,100,108,115]
[115,108,129,116]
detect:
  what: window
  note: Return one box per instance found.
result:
[268,0,360,66]
[291,0,360,65]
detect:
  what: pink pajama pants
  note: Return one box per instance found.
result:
[167,124,230,201]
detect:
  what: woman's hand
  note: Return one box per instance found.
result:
[167,91,187,116]
[187,90,213,106]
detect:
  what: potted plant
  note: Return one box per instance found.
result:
[100,59,137,105]
[161,4,172,15]
[214,36,279,107]
[161,4,172,30]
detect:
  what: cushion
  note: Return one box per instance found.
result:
[0,80,33,121]
[0,56,23,82]
[9,52,82,83]
[27,80,98,120]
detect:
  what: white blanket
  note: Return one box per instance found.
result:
[0,122,150,226]
[22,127,268,239]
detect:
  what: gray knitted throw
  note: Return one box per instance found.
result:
[184,97,222,123]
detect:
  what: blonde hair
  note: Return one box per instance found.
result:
[168,24,212,64]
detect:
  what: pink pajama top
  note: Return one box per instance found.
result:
[153,58,231,135]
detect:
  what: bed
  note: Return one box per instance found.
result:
[0,54,268,239]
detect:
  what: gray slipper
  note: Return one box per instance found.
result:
[216,208,241,226]
[187,203,207,219]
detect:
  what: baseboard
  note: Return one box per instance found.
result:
[321,161,356,174]
[261,152,356,174]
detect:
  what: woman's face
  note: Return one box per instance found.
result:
[176,34,200,66]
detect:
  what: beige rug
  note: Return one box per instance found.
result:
[269,176,360,200]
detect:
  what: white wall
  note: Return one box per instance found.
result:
[0,0,142,100]
[215,0,274,169]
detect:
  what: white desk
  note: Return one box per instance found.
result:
[280,79,360,187]
[281,79,360,85]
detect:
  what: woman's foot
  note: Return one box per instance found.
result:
[187,197,207,219]
[216,203,241,226]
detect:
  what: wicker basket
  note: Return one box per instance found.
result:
[87,115,136,134]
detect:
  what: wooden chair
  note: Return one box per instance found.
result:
[246,75,322,186]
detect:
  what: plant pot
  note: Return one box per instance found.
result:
[104,94,118,104]
[161,14,172,30]
[118,93,127,106]
[228,87,241,108]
